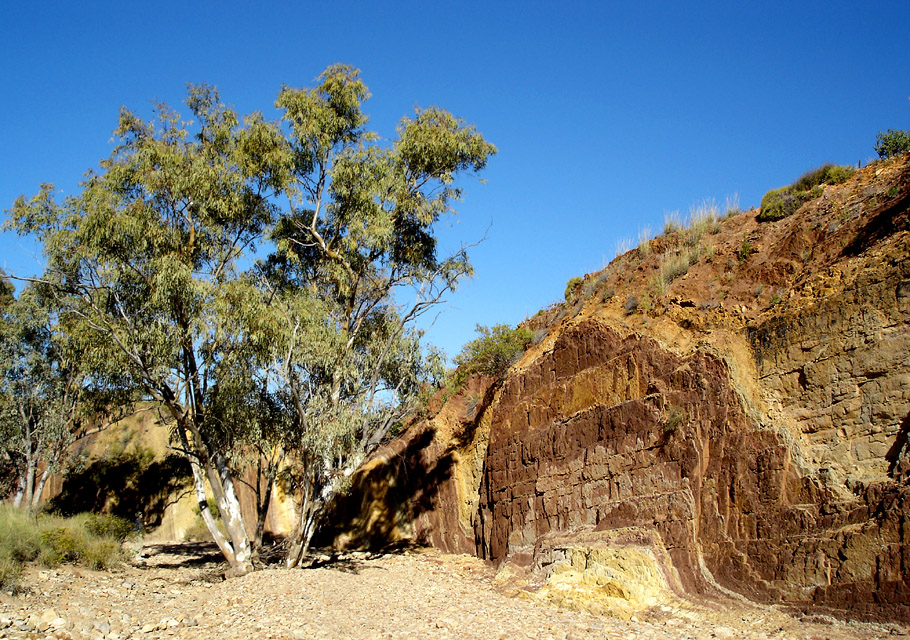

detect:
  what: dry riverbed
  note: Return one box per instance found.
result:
[0,543,905,640]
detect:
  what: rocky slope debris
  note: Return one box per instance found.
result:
[0,543,903,640]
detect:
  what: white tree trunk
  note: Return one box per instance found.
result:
[31,463,53,510]
[11,474,26,509]
[187,458,238,567]
[22,454,36,510]
[212,452,252,575]
[285,481,316,569]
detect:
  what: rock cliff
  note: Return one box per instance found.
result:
[328,155,910,623]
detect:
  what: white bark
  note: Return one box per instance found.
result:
[31,462,53,509]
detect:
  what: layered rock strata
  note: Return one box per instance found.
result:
[330,155,910,623]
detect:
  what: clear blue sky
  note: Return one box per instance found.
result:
[2,1,908,360]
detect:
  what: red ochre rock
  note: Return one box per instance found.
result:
[328,155,910,623]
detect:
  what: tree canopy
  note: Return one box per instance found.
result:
[4,64,495,573]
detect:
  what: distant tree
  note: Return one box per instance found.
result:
[875,129,910,158]
[0,280,128,509]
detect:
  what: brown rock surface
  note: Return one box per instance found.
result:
[331,155,910,624]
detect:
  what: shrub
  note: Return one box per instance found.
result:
[564,277,583,303]
[638,226,652,256]
[723,193,741,218]
[623,294,639,315]
[656,245,700,291]
[0,507,42,591]
[687,199,721,245]
[0,507,126,591]
[453,324,534,384]
[875,129,910,158]
[737,238,754,263]
[759,164,855,222]
[615,237,632,258]
[664,406,688,433]
[81,513,134,542]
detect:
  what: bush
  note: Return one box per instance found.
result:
[0,507,42,590]
[737,238,754,263]
[453,324,534,385]
[0,506,126,591]
[875,129,910,158]
[81,513,134,542]
[758,164,856,222]
[663,211,684,234]
[564,277,583,303]
[664,406,688,433]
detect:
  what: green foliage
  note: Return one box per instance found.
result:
[5,64,496,570]
[686,199,721,245]
[663,406,687,433]
[875,129,910,158]
[758,164,855,222]
[0,507,126,590]
[652,245,701,296]
[737,238,754,263]
[453,324,534,385]
[564,277,583,303]
[81,513,134,542]
[0,280,131,509]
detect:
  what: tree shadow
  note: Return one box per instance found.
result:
[317,423,458,550]
[49,449,192,527]
[140,541,225,568]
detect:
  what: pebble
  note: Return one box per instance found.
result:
[0,544,902,640]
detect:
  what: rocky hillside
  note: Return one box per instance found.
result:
[326,154,910,624]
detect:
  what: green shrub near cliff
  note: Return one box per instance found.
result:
[759,164,855,222]
[0,507,129,591]
[453,324,534,386]
[875,129,910,158]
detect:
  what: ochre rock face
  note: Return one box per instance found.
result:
[476,318,908,622]
[330,156,910,623]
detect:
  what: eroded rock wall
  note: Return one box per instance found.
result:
[330,156,910,623]
[475,318,908,621]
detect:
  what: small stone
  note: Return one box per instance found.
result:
[41,609,59,623]
[141,623,157,633]
[94,620,112,635]
[290,629,308,640]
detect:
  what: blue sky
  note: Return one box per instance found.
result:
[2,1,908,359]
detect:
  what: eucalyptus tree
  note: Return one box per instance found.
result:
[5,65,495,571]
[0,278,127,509]
[5,87,286,573]
[263,64,496,566]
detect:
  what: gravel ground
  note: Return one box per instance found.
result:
[0,543,905,640]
